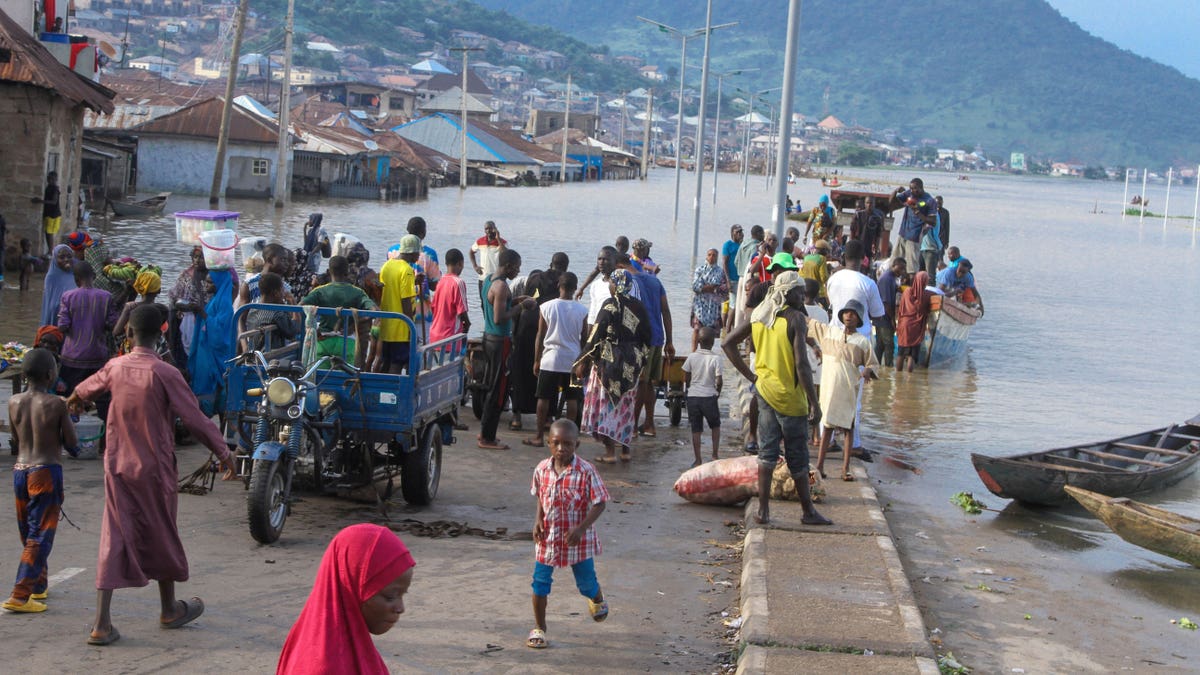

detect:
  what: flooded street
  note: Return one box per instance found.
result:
[4,167,1200,670]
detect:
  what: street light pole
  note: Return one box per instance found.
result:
[709,68,756,204]
[450,46,483,189]
[773,0,803,236]
[689,1,727,272]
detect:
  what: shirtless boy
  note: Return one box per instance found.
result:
[4,348,78,612]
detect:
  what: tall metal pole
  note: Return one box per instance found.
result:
[460,50,469,188]
[209,0,248,205]
[673,36,689,223]
[1162,167,1173,233]
[764,104,775,190]
[1193,164,1199,246]
[561,74,571,183]
[1121,168,1131,221]
[640,89,653,180]
[712,74,723,204]
[619,90,627,150]
[689,0,715,273]
[773,0,802,236]
[743,93,754,197]
[1139,168,1148,227]
[272,0,294,208]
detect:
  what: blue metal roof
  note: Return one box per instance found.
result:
[391,113,536,166]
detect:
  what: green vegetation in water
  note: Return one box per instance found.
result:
[950,491,987,515]
[937,652,971,674]
[1177,617,1198,630]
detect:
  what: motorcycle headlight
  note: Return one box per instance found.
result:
[266,378,297,407]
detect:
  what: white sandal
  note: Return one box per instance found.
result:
[526,628,549,649]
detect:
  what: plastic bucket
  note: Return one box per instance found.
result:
[331,232,361,258]
[199,229,238,270]
[175,210,239,245]
[75,415,104,460]
[239,236,268,272]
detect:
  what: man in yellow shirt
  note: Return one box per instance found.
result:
[723,271,830,526]
[378,235,419,373]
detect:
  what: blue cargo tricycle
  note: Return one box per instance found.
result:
[227,304,465,543]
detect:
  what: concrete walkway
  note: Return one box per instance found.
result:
[735,462,939,674]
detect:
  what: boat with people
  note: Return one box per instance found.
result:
[971,414,1200,506]
[1064,486,1200,567]
[108,192,170,217]
[922,294,981,366]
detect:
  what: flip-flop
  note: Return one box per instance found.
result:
[478,441,510,450]
[87,626,120,646]
[594,455,617,464]
[744,441,759,455]
[619,452,632,462]
[588,598,609,622]
[509,422,523,431]
[638,429,657,438]
[31,590,48,600]
[161,597,205,629]
[526,628,549,649]
[2,598,47,613]
[521,439,545,447]
[842,473,856,482]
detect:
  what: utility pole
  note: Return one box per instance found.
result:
[560,74,571,183]
[619,90,627,150]
[710,68,756,204]
[450,47,483,189]
[1163,167,1174,233]
[773,0,803,236]
[209,0,248,206]
[273,0,295,208]
[641,89,653,180]
[689,2,738,272]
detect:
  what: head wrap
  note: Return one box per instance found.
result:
[65,231,93,251]
[277,524,415,675]
[35,325,64,347]
[813,240,831,252]
[399,234,421,254]
[40,245,76,327]
[633,238,652,251]
[609,269,634,298]
[133,269,162,296]
[819,194,829,205]
[751,271,802,328]
[386,244,402,260]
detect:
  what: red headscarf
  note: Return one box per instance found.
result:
[895,271,932,348]
[35,325,65,347]
[277,524,415,675]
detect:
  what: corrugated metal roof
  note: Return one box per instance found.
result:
[391,113,535,166]
[0,9,114,113]
[420,86,494,115]
[131,97,280,144]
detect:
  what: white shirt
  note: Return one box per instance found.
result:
[539,298,588,373]
[682,349,723,398]
[826,268,885,340]
[586,271,642,324]
[803,303,829,380]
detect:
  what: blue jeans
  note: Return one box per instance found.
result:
[756,395,809,475]
[531,558,600,598]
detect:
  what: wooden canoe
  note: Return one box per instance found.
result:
[108,192,170,216]
[1064,486,1200,567]
[971,415,1200,506]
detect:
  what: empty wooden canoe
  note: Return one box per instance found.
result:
[1064,486,1200,567]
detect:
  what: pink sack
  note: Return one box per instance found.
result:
[673,456,759,505]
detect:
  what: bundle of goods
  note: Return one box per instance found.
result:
[673,456,826,506]
[103,260,162,283]
[0,342,31,373]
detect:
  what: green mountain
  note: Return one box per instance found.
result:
[474,0,1200,167]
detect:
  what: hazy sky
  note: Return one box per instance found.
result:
[1047,0,1200,80]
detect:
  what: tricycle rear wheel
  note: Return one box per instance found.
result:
[248,458,290,544]
[401,425,442,505]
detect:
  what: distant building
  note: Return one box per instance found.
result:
[639,65,666,82]
[129,55,178,79]
[526,109,599,138]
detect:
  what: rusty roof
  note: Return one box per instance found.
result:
[0,9,114,113]
[131,96,280,144]
[482,121,564,163]
[375,131,452,172]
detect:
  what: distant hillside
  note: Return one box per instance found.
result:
[476,0,1200,166]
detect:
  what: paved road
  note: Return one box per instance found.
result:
[0,418,742,673]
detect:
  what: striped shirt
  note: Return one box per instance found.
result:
[531,455,609,567]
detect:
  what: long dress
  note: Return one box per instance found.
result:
[896,270,935,348]
[509,301,540,416]
[580,295,651,447]
[690,263,728,329]
[807,320,878,431]
[73,347,230,589]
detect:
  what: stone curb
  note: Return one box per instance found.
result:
[735,645,941,675]
[736,464,935,673]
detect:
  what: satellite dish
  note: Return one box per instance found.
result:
[363,140,379,151]
[98,41,119,58]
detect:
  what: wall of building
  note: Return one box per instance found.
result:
[136,136,284,197]
[0,83,85,254]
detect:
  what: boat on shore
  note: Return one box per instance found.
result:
[922,294,982,366]
[1064,486,1200,567]
[108,192,170,216]
[971,415,1200,506]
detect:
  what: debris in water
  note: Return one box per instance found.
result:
[914,531,930,539]
[951,491,988,515]
[1178,617,1198,630]
[723,616,743,629]
[972,568,994,575]
[1023,614,1032,621]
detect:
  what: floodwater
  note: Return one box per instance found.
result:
[5,166,1200,666]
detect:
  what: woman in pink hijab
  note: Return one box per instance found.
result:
[277,524,416,674]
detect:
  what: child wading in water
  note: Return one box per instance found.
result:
[809,300,879,481]
[682,327,723,466]
[4,348,78,612]
[528,419,610,649]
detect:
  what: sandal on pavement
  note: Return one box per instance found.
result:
[87,626,120,646]
[161,597,205,629]
[594,455,617,464]
[526,628,549,649]
[521,438,545,447]
[619,452,632,462]
[588,598,609,622]
[31,590,48,600]
[2,598,47,613]
[842,473,856,482]
[744,441,759,455]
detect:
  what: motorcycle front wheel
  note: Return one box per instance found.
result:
[248,458,291,544]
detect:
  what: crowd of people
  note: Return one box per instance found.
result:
[4,175,984,661]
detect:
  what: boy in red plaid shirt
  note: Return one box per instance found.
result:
[527,419,609,649]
